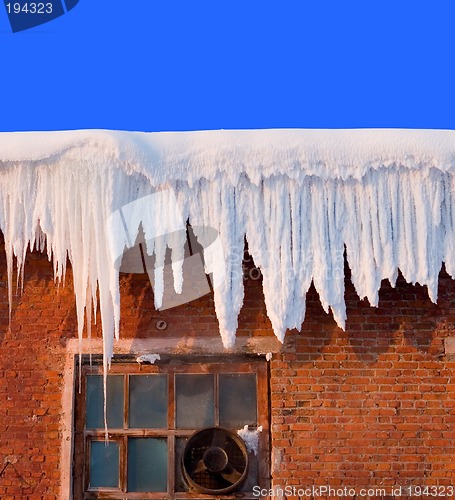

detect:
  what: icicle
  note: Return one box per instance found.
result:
[443,175,455,277]
[1,129,455,371]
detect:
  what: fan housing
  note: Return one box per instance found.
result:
[182,427,249,494]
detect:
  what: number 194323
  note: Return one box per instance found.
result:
[5,3,53,14]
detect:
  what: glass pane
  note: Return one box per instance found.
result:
[89,440,120,488]
[128,438,167,492]
[86,375,124,429]
[176,374,214,429]
[174,437,189,492]
[129,375,167,428]
[219,374,257,428]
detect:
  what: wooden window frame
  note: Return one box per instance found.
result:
[73,355,270,499]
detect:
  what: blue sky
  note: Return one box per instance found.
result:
[1,1,454,132]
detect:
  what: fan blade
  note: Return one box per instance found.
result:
[221,464,243,484]
[193,459,207,475]
[211,428,228,448]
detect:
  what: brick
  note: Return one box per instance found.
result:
[3,246,455,495]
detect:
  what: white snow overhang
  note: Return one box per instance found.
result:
[1,128,455,366]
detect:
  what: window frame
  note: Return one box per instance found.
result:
[73,355,270,499]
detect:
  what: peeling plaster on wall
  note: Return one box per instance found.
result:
[272,446,283,474]
[60,352,76,499]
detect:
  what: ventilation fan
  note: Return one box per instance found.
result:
[182,427,249,494]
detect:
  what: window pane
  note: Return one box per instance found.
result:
[86,375,124,429]
[129,375,167,428]
[89,441,120,488]
[175,437,189,492]
[176,374,214,429]
[128,438,167,492]
[219,374,257,428]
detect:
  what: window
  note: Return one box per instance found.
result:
[73,357,269,499]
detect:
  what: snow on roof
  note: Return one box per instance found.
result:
[2,128,455,182]
[1,128,455,366]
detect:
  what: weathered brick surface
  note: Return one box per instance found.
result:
[0,241,454,498]
[271,271,455,495]
[0,248,74,499]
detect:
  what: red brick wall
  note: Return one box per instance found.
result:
[0,248,75,499]
[271,271,455,496]
[0,242,454,498]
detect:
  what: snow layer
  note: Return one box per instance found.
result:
[1,128,455,364]
[136,354,161,364]
[237,425,263,455]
